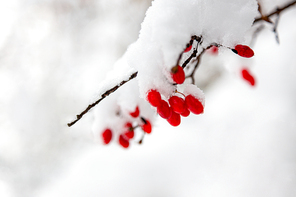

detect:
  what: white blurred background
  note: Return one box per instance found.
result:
[0,0,295,196]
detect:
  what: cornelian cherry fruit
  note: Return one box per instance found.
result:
[123,130,134,139]
[241,68,255,86]
[208,46,218,55]
[147,89,162,107]
[141,119,152,134]
[102,128,112,144]
[167,111,181,126]
[180,107,190,117]
[233,45,254,58]
[184,45,192,52]
[119,134,129,148]
[122,122,134,139]
[129,106,140,118]
[171,65,185,84]
[168,96,186,114]
[157,100,172,119]
[185,95,204,115]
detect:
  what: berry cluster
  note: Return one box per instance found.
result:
[101,105,152,148]
[146,84,204,127]
[99,42,253,148]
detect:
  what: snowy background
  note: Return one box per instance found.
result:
[0,0,296,197]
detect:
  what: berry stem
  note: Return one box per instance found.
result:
[174,90,186,98]
[138,130,146,144]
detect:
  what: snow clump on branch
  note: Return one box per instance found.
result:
[92,0,258,147]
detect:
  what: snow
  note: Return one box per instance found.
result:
[126,0,257,98]
[0,0,296,197]
[36,5,296,197]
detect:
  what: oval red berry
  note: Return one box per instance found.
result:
[102,128,112,144]
[185,95,204,115]
[141,119,152,134]
[168,96,186,114]
[171,65,185,84]
[157,100,172,119]
[119,134,129,148]
[147,89,162,107]
[234,45,254,58]
[180,107,190,117]
[241,68,255,86]
[167,111,181,127]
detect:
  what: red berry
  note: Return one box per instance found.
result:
[241,68,255,86]
[119,134,129,148]
[102,128,112,144]
[125,122,133,129]
[147,89,162,107]
[185,95,204,115]
[157,100,172,119]
[123,130,134,139]
[129,106,140,118]
[208,46,218,55]
[168,96,186,114]
[171,65,185,84]
[167,111,181,127]
[122,122,134,139]
[233,45,254,58]
[184,45,192,52]
[141,118,152,134]
[180,107,190,117]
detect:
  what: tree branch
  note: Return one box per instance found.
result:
[67,71,138,127]
[254,0,296,23]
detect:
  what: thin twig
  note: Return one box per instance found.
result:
[273,12,280,44]
[186,48,206,84]
[182,48,198,69]
[254,0,296,23]
[67,71,138,127]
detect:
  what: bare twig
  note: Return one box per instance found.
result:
[67,71,138,127]
[186,48,206,84]
[273,12,280,44]
[254,0,296,23]
[182,48,198,69]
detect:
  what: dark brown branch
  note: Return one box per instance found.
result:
[186,48,206,84]
[67,71,138,127]
[254,0,296,23]
[182,48,198,69]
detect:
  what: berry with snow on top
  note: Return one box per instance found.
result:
[185,95,204,115]
[129,106,140,118]
[147,89,162,107]
[169,95,186,114]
